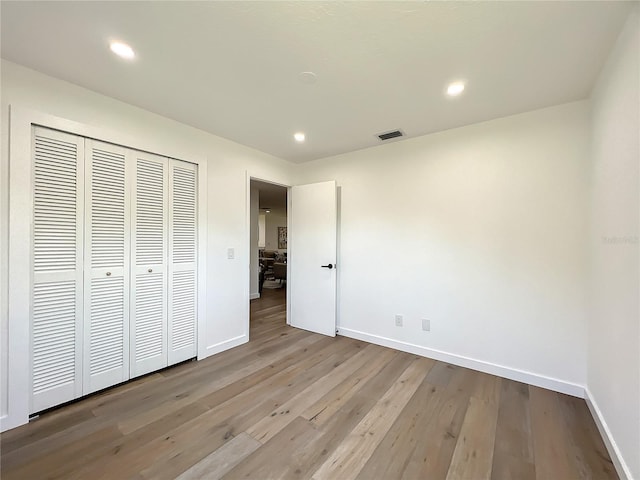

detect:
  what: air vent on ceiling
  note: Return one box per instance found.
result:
[377,130,404,141]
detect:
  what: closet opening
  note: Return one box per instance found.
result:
[29,126,199,415]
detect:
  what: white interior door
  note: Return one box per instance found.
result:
[31,127,84,413]
[83,139,130,394]
[130,152,169,378]
[289,181,337,337]
[168,160,198,365]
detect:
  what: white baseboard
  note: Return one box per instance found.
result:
[0,414,8,432]
[337,327,585,398]
[200,334,248,360]
[250,292,260,300]
[1,413,26,433]
[584,388,633,480]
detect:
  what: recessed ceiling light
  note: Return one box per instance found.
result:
[298,72,317,84]
[446,82,465,97]
[265,209,271,213]
[110,42,135,60]
[294,132,306,142]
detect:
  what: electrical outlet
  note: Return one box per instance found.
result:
[395,314,403,327]
[227,248,235,259]
[422,318,431,331]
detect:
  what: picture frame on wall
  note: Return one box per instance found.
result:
[278,226,287,249]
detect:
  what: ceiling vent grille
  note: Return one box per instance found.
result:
[377,130,404,141]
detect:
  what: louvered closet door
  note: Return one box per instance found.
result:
[31,127,84,413]
[168,160,198,365]
[130,152,169,378]
[83,140,131,394]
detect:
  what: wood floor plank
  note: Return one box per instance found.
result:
[223,417,319,480]
[90,304,299,419]
[1,371,168,468]
[425,361,458,387]
[355,380,444,479]
[246,343,382,443]
[557,393,617,479]
[310,357,434,480]
[402,383,471,479]
[471,371,502,405]
[529,386,579,480]
[63,403,211,480]
[300,346,397,425]
[447,364,500,403]
[191,336,338,412]
[0,289,620,480]
[445,394,500,480]
[280,351,418,479]
[90,338,363,479]
[491,379,536,480]
[0,405,96,455]
[1,414,116,473]
[0,411,95,467]
[1,425,123,480]
[117,333,327,435]
[136,342,367,479]
[175,433,262,480]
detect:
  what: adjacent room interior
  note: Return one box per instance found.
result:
[250,180,288,335]
[251,180,288,296]
[0,2,638,479]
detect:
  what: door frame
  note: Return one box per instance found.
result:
[245,173,292,340]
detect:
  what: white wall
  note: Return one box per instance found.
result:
[587,7,639,480]
[0,61,9,423]
[295,101,591,394]
[264,212,288,253]
[0,60,293,426]
[250,186,260,299]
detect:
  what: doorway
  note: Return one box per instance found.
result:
[249,179,288,331]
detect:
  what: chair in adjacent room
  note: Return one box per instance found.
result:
[273,262,287,285]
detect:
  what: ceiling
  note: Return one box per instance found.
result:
[1,1,634,163]
[252,180,287,215]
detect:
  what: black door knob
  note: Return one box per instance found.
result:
[321,264,334,269]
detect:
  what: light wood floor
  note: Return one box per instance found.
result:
[1,287,616,479]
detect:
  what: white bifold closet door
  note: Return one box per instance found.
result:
[31,127,84,413]
[31,128,198,412]
[168,160,198,365]
[83,140,131,394]
[130,152,169,378]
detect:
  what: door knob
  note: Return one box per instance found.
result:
[321,264,334,269]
